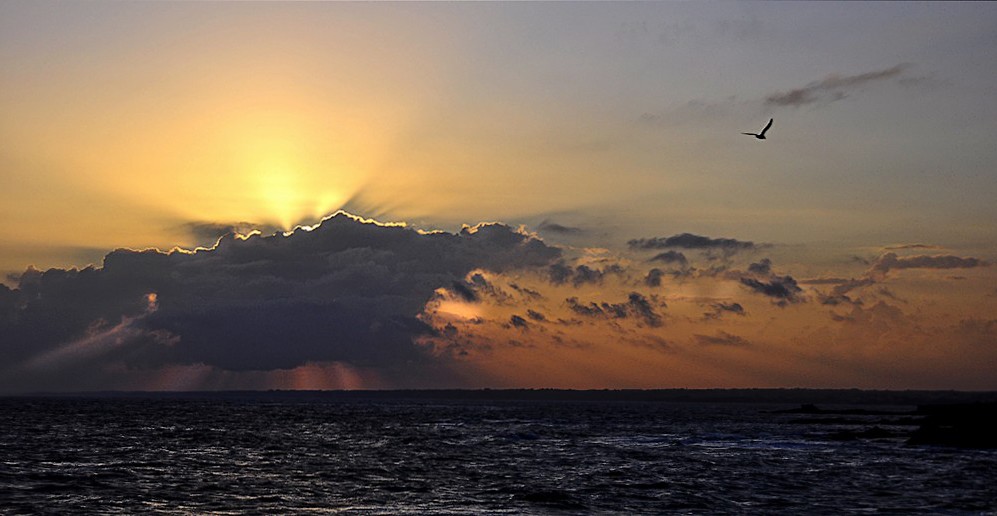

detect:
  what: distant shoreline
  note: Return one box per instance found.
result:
[6,388,997,406]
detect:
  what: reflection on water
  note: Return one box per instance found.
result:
[1,397,994,513]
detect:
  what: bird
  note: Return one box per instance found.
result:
[742,118,773,140]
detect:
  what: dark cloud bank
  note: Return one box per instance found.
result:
[0,213,561,391]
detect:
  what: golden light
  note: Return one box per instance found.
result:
[145,292,159,312]
[251,150,309,230]
[227,113,356,230]
[435,300,483,321]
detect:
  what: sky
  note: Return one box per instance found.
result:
[1,2,995,392]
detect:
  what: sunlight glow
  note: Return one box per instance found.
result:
[242,130,351,230]
[435,300,483,321]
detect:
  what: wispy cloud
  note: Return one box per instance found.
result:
[883,243,944,251]
[537,220,585,235]
[694,331,751,347]
[765,63,912,108]
[819,252,989,305]
[704,302,745,321]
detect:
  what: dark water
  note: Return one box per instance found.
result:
[2,396,995,514]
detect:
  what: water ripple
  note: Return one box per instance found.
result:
[1,398,994,513]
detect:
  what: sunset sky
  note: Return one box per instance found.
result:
[2,2,995,392]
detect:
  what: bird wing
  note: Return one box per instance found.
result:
[759,118,773,136]
[741,132,756,136]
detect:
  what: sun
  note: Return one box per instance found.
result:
[253,154,310,230]
[235,118,355,230]
[136,109,368,236]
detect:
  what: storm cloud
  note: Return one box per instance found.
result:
[0,212,561,390]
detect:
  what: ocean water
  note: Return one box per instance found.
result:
[1,396,995,514]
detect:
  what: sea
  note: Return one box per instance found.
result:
[1,391,995,514]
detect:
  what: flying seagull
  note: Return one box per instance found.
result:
[742,118,773,140]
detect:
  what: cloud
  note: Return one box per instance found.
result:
[644,268,665,287]
[629,233,762,265]
[694,331,751,347]
[629,233,758,253]
[526,309,546,322]
[565,292,663,327]
[816,252,988,306]
[821,277,876,306]
[870,252,987,278]
[740,276,804,306]
[731,258,804,306]
[0,212,562,391]
[747,258,772,275]
[509,283,543,300]
[464,272,513,305]
[951,318,997,347]
[828,301,905,326]
[649,250,689,267]
[799,277,852,286]
[548,262,624,287]
[509,315,529,329]
[765,63,912,107]
[624,293,664,328]
[876,287,905,303]
[573,265,608,286]
[181,221,274,246]
[537,220,585,235]
[638,97,743,127]
[883,243,944,251]
[704,302,745,320]
[449,280,480,303]
[850,255,872,266]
